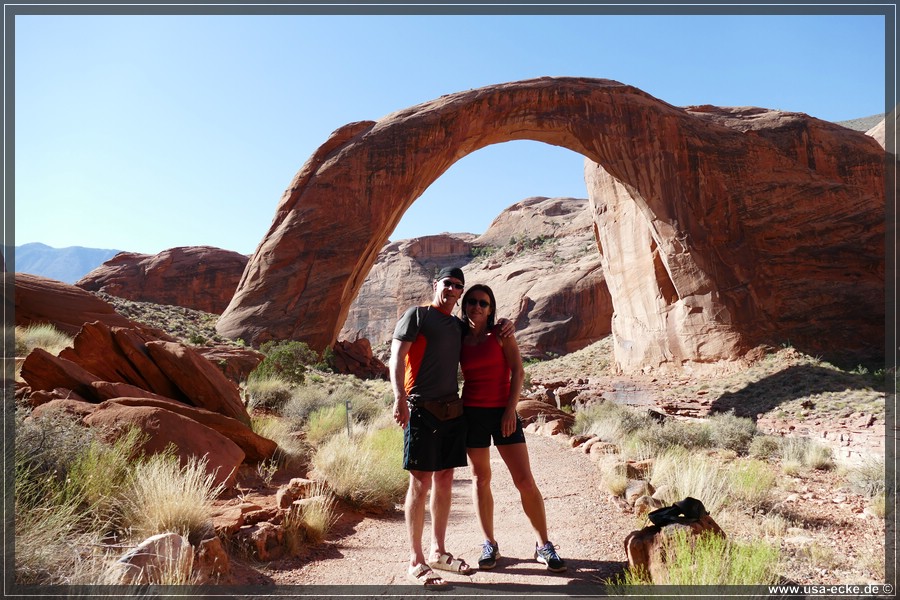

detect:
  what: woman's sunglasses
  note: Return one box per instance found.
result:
[441,280,464,290]
[465,298,490,308]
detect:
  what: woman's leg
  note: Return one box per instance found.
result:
[496,442,549,545]
[466,446,495,543]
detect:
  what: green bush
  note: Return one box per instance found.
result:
[252,340,320,385]
[245,375,295,412]
[706,411,757,454]
[749,435,782,460]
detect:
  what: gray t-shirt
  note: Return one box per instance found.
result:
[393,305,463,400]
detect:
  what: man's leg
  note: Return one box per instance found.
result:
[405,469,433,567]
[428,467,454,559]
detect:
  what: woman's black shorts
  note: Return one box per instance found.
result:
[464,406,526,448]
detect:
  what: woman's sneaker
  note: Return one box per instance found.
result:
[478,540,499,569]
[534,541,566,572]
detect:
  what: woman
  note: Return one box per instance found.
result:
[458,284,566,572]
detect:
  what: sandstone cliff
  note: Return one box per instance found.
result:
[338,196,612,358]
[76,246,248,314]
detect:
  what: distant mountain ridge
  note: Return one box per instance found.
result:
[14,242,122,284]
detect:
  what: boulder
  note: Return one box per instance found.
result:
[331,338,388,380]
[83,403,245,487]
[624,515,727,583]
[76,246,249,314]
[194,536,231,583]
[113,532,193,585]
[515,398,575,429]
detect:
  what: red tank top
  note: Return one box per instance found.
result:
[460,333,510,408]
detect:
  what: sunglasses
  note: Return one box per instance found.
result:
[465,298,491,308]
[441,280,464,290]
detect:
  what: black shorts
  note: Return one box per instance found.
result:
[464,406,526,448]
[403,407,468,472]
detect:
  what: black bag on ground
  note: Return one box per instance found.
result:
[647,497,709,527]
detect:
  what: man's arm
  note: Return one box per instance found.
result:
[389,338,413,428]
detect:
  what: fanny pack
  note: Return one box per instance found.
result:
[408,392,464,421]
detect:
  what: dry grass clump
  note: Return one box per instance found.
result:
[117,452,225,544]
[649,448,730,515]
[779,437,835,473]
[15,323,74,356]
[250,415,310,470]
[726,458,777,509]
[846,455,885,498]
[706,411,757,454]
[311,425,407,511]
[245,374,295,411]
[282,481,339,554]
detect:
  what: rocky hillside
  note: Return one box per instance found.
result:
[339,196,612,359]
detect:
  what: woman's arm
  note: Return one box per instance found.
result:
[499,334,525,437]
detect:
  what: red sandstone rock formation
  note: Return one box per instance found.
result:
[587,106,884,371]
[217,77,884,372]
[13,272,144,336]
[76,246,248,314]
[338,197,611,358]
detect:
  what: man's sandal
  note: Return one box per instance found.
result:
[407,563,447,587]
[428,552,473,575]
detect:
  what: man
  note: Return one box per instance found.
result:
[390,266,471,587]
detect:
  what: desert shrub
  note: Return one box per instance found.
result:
[312,425,407,511]
[656,419,713,451]
[706,411,757,454]
[306,403,350,446]
[63,427,146,525]
[245,374,295,412]
[252,340,320,385]
[118,452,224,544]
[251,415,310,470]
[611,530,780,587]
[331,381,388,424]
[15,408,95,491]
[780,437,835,471]
[749,435,782,460]
[573,401,653,441]
[15,323,73,357]
[15,474,102,585]
[727,459,776,509]
[846,456,885,498]
[650,448,730,515]
[664,530,780,585]
[282,385,334,423]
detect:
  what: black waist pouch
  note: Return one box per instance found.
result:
[409,393,464,421]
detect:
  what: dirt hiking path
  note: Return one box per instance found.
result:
[261,432,634,592]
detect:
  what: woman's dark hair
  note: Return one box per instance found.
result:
[460,284,497,331]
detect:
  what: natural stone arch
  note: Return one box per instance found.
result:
[217,76,884,371]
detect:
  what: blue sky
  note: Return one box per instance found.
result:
[13,11,888,256]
